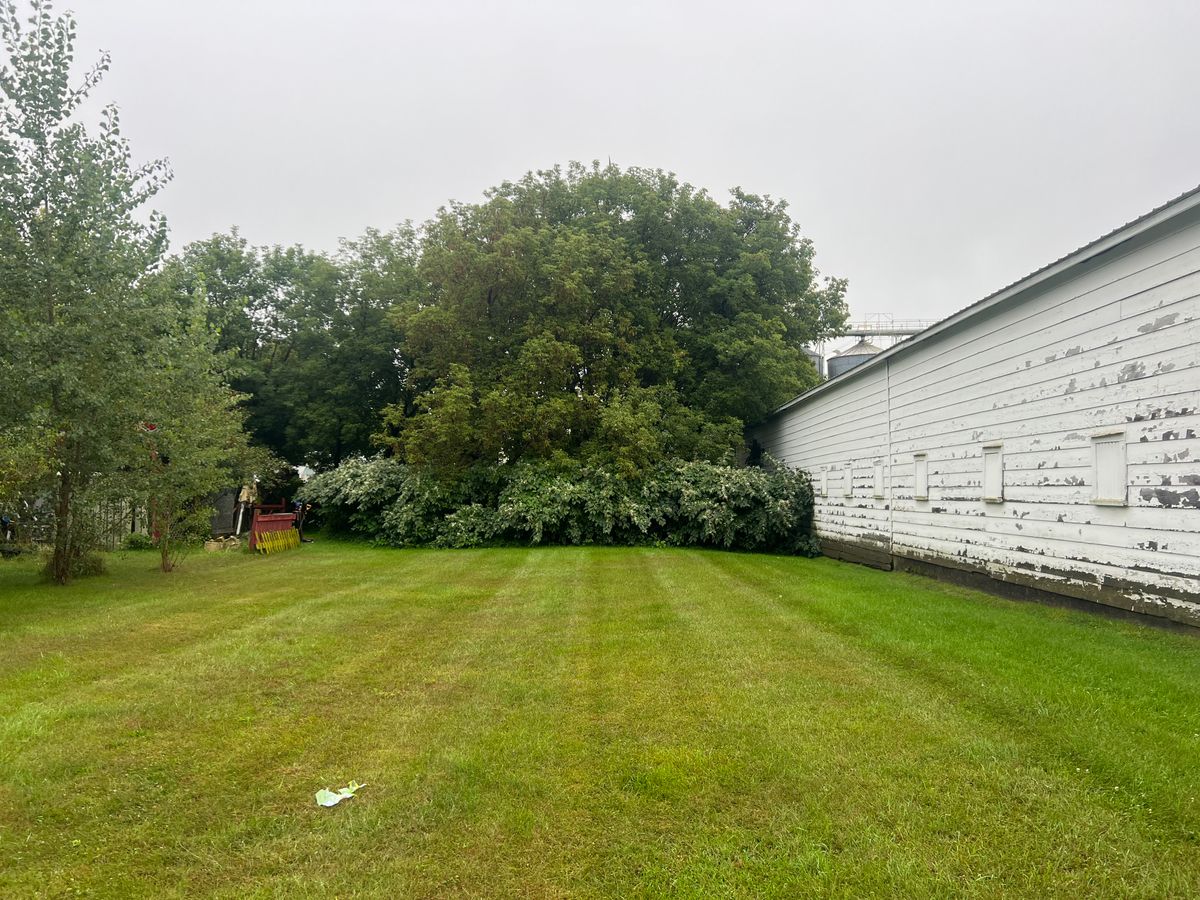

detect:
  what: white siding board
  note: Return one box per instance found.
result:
[753,211,1200,627]
[889,313,1200,425]
[764,363,894,558]
[891,346,1200,434]
[884,230,1200,387]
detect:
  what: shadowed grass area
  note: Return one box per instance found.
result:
[1,542,1198,897]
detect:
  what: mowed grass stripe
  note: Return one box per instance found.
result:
[644,550,1039,896]
[2,547,535,895]
[0,543,1198,898]
[694,551,1199,895]
[174,548,562,897]
[719,552,1200,840]
[210,547,603,898]
[340,548,598,897]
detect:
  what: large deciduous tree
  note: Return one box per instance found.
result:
[0,0,171,580]
[0,0,259,580]
[168,227,417,468]
[380,162,847,476]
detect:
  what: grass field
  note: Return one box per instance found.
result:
[1,541,1198,897]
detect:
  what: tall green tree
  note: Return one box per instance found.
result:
[380,162,847,476]
[127,284,271,572]
[0,0,260,580]
[170,227,417,467]
[0,0,173,581]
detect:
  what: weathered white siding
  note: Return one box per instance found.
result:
[755,196,1200,627]
[755,360,895,567]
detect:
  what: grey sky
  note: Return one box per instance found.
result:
[75,0,1200,327]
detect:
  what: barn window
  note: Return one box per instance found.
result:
[1091,432,1127,506]
[873,460,885,499]
[843,463,854,498]
[913,453,928,500]
[820,468,828,497]
[982,444,1004,503]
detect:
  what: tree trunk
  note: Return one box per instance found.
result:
[51,468,73,584]
[158,504,173,572]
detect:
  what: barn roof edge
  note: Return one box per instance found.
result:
[761,182,1200,422]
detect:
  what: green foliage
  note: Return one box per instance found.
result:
[121,531,154,551]
[379,162,845,474]
[0,0,174,581]
[0,1,268,580]
[38,546,104,578]
[167,226,418,467]
[0,423,51,505]
[178,164,845,476]
[294,454,413,535]
[118,282,273,572]
[0,9,843,579]
[299,456,818,555]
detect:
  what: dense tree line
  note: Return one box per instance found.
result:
[163,227,418,467]
[174,164,847,475]
[0,0,844,578]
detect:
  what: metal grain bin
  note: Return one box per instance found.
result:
[826,338,882,379]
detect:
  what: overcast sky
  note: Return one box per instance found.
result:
[72,0,1200,330]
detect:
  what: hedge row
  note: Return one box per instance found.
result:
[297,457,818,555]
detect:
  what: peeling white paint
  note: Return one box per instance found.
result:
[754,201,1200,627]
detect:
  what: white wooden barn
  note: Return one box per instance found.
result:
[753,186,1200,628]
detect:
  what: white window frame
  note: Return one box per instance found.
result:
[913,453,929,501]
[982,443,1004,503]
[843,462,854,498]
[873,460,885,499]
[819,468,828,498]
[1091,430,1127,506]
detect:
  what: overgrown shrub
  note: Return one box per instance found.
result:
[122,532,155,551]
[39,548,105,579]
[299,457,818,556]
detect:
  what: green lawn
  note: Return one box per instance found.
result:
[1,543,1198,898]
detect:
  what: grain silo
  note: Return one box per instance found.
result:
[826,338,882,379]
[802,347,825,379]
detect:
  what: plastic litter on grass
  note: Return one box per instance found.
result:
[315,781,366,807]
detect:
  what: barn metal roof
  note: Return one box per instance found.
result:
[764,182,1200,420]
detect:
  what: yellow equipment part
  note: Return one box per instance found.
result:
[254,528,300,555]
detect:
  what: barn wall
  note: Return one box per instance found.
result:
[755,362,894,568]
[755,211,1200,627]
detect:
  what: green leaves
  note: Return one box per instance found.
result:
[172,226,417,467]
[298,455,818,555]
[166,163,845,478]
[125,280,274,571]
[0,1,261,580]
[379,162,847,475]
[0,0,177,580]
